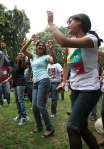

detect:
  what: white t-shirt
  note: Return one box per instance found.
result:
[67,33,100,90]
[47,63,63,82]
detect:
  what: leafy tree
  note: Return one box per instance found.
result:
[0,4,30,60]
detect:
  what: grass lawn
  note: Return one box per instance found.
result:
[0,91,104,149]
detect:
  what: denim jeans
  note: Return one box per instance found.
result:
[15,86,27,118]
[25,82,32,102]
[50,82,59,114]
[0,81,10,105]
[32,78,53,130]
[68,90,101,130]
[67,90,101,149]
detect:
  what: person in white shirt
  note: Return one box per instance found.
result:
[47,49,63,117]
[47,11,102,149]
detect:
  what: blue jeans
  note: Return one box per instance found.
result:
[15,86,27,118]
[0,81,10,105]
[25,82,32,102]
[50,82,59,114]
[32,78,53,130]
[68,90,100,130]
[67,90,101,149]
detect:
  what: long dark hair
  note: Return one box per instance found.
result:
[36,40,47,55]
[49,50,57,64]
[68,13,91,33]
[88,30,103,47]
[16,53,26,68]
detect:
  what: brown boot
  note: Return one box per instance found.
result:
[43,129,55,137]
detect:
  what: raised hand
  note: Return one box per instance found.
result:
[31,34,36,41]
[56,82,65,91]
[47,11,54,25]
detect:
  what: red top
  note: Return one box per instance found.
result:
[0,66,10,82]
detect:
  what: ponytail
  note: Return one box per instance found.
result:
[88,30,103,47]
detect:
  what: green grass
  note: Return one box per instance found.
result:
[0,91,104,149]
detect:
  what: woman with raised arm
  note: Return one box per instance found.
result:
[21,35,55,137]
[47,11,102,148]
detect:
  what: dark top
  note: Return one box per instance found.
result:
[12,64,26,87]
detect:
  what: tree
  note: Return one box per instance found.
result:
[0,4,30,60]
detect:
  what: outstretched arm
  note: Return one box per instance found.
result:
[47,11,94,48]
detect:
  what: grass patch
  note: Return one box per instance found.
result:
[0,91,103,149]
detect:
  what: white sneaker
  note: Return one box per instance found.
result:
[18,118,27,125]
[26,116,30,121]
[13,116,20,121]
[18,117,29,125]
[3,99,7,103]
[50,114,55,118]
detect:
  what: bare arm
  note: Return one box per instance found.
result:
[48,55,54,63]
[20,40,33,58]
[20,34,36,59]
[3,74,12,83]
[62,64,68,82]
[47,11,94,48]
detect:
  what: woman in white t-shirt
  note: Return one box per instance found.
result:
[47,11,103,149]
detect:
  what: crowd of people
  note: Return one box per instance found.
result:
[1,11,104,148]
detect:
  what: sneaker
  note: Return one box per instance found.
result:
[18,118,28,125]
[26,116,30,121]
[50,114,55,118]
[13,116,20,122]
[43,129,55,137]
[33,128,43,133]
[3,99,7,103]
